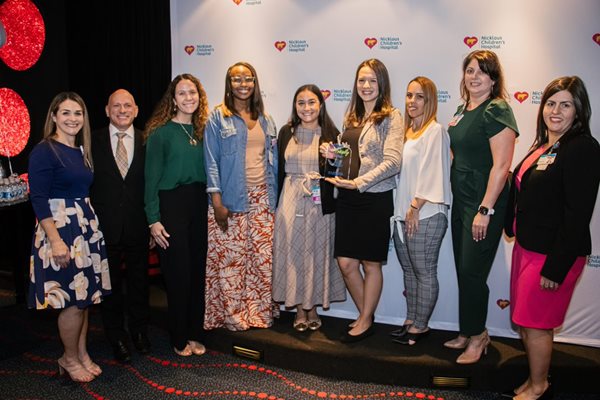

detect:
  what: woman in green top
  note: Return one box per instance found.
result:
[144,74,210,357]
[446,50,518,364]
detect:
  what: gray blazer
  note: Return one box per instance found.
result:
[343,108,404,193]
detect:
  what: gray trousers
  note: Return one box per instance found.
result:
[392,212,448,330]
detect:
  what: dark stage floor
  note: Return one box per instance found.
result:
[147,280,600,396]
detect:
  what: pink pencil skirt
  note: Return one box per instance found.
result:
[510,241,586,329]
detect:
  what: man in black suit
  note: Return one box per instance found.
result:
[90,89,151,363]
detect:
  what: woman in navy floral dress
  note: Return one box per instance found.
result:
[28,92,111,382]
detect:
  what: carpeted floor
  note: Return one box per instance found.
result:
[0,301,597,400]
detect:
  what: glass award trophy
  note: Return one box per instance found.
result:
[325,142,351,178]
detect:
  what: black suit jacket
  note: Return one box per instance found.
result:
[505,134,600,283]
[90,127,149,246]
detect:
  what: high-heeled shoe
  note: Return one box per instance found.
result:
[57,358,95,382]
[188,340,206,356]
[80,357,102,377]
[444,335,469,349]
[456,330,490,364]
[389,323,412,338]
[536,383,554,400]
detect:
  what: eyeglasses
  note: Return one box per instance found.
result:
[230,76,255,85]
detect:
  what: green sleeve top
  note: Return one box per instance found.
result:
[448,98,519,209]
[144,121,206,225]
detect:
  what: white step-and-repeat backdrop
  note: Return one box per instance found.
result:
[170,0,600,347]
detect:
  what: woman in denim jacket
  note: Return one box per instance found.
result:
[320,59,404,342]
[203,61,278,331]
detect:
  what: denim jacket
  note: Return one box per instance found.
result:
[344,108,404,193]
[204,106,278,212]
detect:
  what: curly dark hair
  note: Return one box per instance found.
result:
[144,74,209,142]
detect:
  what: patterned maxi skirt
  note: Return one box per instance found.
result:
[28,198,111,310]
[204,185,275,331]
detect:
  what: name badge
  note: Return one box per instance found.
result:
[536,154,556,170]
[311,182,321,205]
[448,113,464,127]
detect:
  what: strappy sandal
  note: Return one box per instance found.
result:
[57,357,95,382]
[80,357,102,376]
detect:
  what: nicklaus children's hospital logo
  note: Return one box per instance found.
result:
[594,33,600,46]
[463,35,506,49]
[184,44,214,56]
[273,40,309,53]
[232,0,262,5]
[514,90,544,105]
[364,36,402,50]
[321,90,331,100]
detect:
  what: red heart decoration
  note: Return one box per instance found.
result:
[463,36,478,48]
[364,38,377,49]
[514,91,529,103]
[496,299,510,310]
[0,88,31,157]
[593,33,600,46]
[184,45,195,55]
[274,41,286,52]
[232,0,243,4]
[320,90,331,100]
[0,0,46,71]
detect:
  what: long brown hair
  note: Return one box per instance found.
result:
[43,92,93,170]
[345,58,394,128]
[220,61,264,120]
[459,50,508,106]
[144,74,209,142]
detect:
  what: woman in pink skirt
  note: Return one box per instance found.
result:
[504,76,600,400]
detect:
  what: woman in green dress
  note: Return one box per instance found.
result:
[446,50,518,364]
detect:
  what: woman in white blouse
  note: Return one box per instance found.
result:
[390,76,451,345]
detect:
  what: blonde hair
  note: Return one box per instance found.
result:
[404,76,438,139]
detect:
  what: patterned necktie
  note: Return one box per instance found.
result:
[115,132,128,178]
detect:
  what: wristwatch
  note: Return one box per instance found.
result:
[478,205,495,216]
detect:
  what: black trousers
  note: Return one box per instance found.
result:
[158,182,208,350]
[101,241,149,344]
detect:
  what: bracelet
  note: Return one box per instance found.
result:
[410,204,419,210]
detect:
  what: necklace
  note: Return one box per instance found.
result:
[175,121,197,146]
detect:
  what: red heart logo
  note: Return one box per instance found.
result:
[496,299,510,310]
[321,90,331,100]
[184,45,195,55]
[593,33,600,46]
[364,38,377,49]
[274,41,287,51]
[232,0,243,4]
[463,36,478,48]
[514,91,529,103]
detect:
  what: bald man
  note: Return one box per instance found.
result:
[90,89,150,363]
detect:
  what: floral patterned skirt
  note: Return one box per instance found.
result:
[28,198,111,310]
[204,185,275,331]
